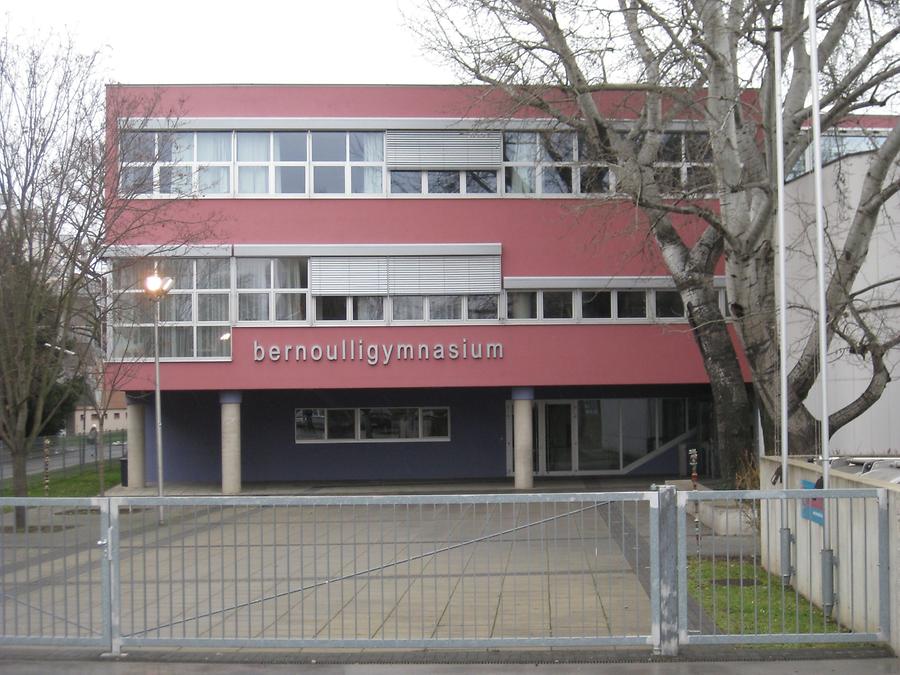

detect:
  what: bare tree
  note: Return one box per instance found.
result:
[0,31,209,525]
[412,0,900,482]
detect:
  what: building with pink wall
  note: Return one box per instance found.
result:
[107,84,735,492]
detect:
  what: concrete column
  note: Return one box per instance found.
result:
[126,397,145,489]
[512,387,534,489]
[220,391,242,495]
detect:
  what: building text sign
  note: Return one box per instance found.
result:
[253,338,504,366]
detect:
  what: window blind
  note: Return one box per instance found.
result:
[385,131,503,169]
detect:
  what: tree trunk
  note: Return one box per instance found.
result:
[684,284,755,485]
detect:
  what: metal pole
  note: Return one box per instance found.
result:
[774,27,794,583]
[808,0,834,609]
[153,294,164,525]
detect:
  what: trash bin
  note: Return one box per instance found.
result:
[120,457,128,487]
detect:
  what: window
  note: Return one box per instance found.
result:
[197,132,232,194]
[316,296,348,321]
[109,258,233,359]
[542,291,573,319]
[507,291,537,319]
[428,295,462,320]
[295,406,450,442]
[392,295,425,320]
[617,290,647,318]
[655,290,684,318]
[427,170,460,194]
[236,132,270,194]
[465,170,498,194]
[390,170,422,194]
[235,257,308,323]
[352,296,384,321]
[581,291,611,318]
[539,132,574,194]
[467,294,498,320]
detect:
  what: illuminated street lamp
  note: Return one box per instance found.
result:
[143,264,173,524]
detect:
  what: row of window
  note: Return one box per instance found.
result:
[119,129,713,198]
[294,407,450,443]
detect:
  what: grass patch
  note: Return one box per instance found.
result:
[687,556,846,636]
[0,461,121,498]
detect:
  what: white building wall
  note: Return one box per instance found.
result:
[784,152,900,455]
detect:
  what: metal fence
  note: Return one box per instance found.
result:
[0,488,891,655]
[0,435,126,487]
[677,488,889,645]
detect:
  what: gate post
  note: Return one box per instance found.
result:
[657,485,679,655]
[100,497,124,657]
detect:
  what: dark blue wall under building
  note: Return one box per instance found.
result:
[141,387,508,484]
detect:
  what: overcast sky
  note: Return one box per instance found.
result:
[3,0,457,84]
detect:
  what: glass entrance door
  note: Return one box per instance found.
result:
[545,403,573,472]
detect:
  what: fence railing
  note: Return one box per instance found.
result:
[0,435,126,487]
[0,487,890,655]
[677,488,889,645]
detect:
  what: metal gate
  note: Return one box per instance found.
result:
[0,487,891,654]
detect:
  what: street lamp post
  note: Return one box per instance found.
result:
[144,264,173,525]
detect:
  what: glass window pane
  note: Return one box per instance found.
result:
[313,166,345,193]
[684,132,712,162]
[196,325,231,357]
[504,166,534,193]
[543,291,573,318]
[660,398,686,444]
[465,170,497,194]
[685,166,715,193]
[159,294,192,322]
[295,408,326,441]
[351,166,383,193]
[237,259,271,288]
[659,132,682,162]
[327,409,356,439]
[429,295,461,320]
[198,166,230,194]
[276,166,306,193]
[577,129,615,162]
[467,294,497,319]
[121,131,156,163]
[540,131,574,161]
[160,326,193,358]
[621,398,656,465]
[542,166,572,193]
[349,132,384,161]
[427,171,460,194]
[392,295,424,320]
[196,259,230,289]
[503,132,537,162]
[316,296,347,321]
[578,400,620,470]
[238,293,269,321]
[237,132,270,161]
[422,408,449,438]
[196,132,232,161]
[582,291,611,318]
[580,166,610,194]
[275,258,307,288]
[507,291,537,319]
[617,291,647,318]
[390,171,422,194]
[275,293,306,321]
[274,132,307,161]
[159,166,192,195]
[120,166,153,195]
[198,294,229,321]
[655,290,684,318]
[311,131,346,161]
[159,132,193,163]
[160,259,192,289]
[360,408,419,439]
[352,296,384,320]
[238,166,268,194]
